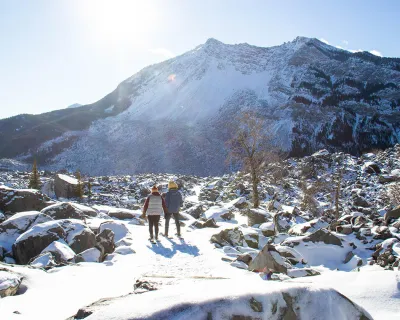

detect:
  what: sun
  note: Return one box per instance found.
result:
[81,0,158,46]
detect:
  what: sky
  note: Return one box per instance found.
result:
[0,0,399,119]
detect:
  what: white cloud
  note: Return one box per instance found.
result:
[319,38,329,45]
[149,48,175,59]
[369,50,383,57]
[342,40,349,46]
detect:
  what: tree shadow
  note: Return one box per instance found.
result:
[146,240,200,258]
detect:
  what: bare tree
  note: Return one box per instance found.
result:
[388,183,400,208]
[226,111,278,208]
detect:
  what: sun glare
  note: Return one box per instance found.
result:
[81,0,158,46]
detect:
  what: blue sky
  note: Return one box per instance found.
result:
[0,0,399,119]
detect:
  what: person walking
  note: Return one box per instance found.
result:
[142,185,168,243]
[164,181,183,238]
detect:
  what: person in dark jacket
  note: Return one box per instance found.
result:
[164,181,183,238]
[142,185,168,242]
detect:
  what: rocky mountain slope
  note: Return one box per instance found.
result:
[1,37,400,175]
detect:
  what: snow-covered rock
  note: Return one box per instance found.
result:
[41,240,76,263]
[13,220,65,264]
[54,174,79,199]
[40,202,96,220]
[69,279,372,320]
[0,186,52,213]
[0,211,53,251]
[75,247,102,263]
[0,269,22,298]
[98,221,131,243]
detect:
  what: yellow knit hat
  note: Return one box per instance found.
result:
[168,181,178,189]
[151,185,159,192]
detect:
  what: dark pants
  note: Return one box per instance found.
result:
[165,213,180,236]
[148,215,160,239]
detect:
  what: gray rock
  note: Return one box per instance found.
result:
[75,247,102,263]
[41,202,96,220]
[0,186,52,213]
[58,219,96,254]
[0,211,53,252]
[12,220,66,264]
[95,229,115,260]
[210,228,245,247]
[184,204,204,219]
[0,269,22,298]
[54,174,79,199]
[247,208,269,226]
[336,224,353,235]
[343,251,354,264]
[384,206,400,224]
[248,244,290,273]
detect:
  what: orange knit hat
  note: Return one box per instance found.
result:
[151,185,159,193]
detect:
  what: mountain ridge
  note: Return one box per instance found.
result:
[1,36,400,175]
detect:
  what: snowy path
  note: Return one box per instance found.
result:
[0,217,399,320]
[0,220,250,320]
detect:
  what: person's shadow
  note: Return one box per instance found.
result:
[146,239,200,258]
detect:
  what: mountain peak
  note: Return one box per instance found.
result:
[204,38,224,46]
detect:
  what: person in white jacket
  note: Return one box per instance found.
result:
[142,185,168,242]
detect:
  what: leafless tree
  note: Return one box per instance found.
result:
[226,111,279,208]
[388,183,400,208]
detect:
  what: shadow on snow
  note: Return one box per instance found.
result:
[146,240,200,258]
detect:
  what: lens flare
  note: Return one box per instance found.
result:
[168,74,176,82]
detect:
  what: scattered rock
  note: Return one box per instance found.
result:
[12,220,66,264]
[0,269,22,298]
[210,228,245,247]
[0,186,52,213]
[54,174,79,199]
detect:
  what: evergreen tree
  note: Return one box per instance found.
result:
[88,178,92,203]
[75,170,84,200]
[28,159,41,190]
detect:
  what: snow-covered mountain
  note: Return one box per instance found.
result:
[1,36,400,175]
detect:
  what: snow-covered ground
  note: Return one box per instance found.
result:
[0,216,399,319]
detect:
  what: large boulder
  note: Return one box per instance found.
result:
[0,269,22,298]
[247,208,270,226]
[75,247,102,263]
[273,213,291,233]
[288,218,329,236]
[281,229,354,269]
[30,252,58,269]
[204,206,232,221]
[106,208,139,220]
[58,219,96,254]
[384,206,400,224]
[95,229,115,260]
[69,280,373,320]
[0,211,53,251]
[54,174,79,199]
[210,228,245,247]
[259,222,275,237]
[12,220,65,264]
[0,186,52,213]
[40,240,76,263]
[183,204,204,219]
[192,218,219,229]
[248,244,291,273]
[41,202,97,220]
[98,221,131,243]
